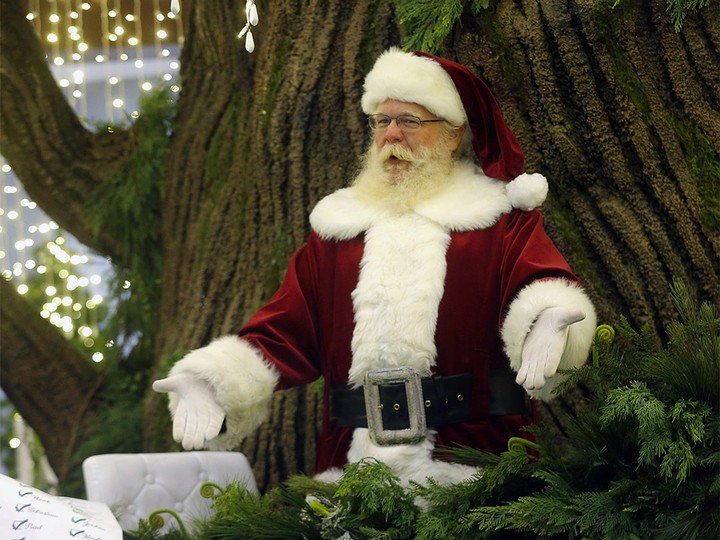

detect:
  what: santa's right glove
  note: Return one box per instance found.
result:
[153,373,225,450]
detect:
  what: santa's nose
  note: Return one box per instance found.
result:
[383,121,404,143]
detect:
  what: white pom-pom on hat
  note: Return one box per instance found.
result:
[506,173,548,211]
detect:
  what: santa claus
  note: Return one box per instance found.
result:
[153,48,597,486]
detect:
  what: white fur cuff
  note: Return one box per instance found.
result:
[168,335,279,449]
[502,279,597,401]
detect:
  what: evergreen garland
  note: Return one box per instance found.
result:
[391,0,492,53]
[391,0,711,54]
[127,281,718,539]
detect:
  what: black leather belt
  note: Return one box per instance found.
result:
[330,370,528,430]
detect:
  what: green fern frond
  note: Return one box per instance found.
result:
[193,481,320,539]
[468,489,578,535]
[602,382,673,461]
[667,399,710,445]
[666,0,711,32]
[393,0,464,52]
[283,473,338,500]
[572,490,618,533]
[391,0,493,53]
[333,459,419,533]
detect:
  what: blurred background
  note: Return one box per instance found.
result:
[1,0,184,491]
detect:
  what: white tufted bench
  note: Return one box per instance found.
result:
[82,451,257,534]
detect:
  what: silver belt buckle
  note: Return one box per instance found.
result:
[363,367,427,446]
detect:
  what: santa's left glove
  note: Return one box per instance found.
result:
[516,307,586,391]
[153,373,226,450]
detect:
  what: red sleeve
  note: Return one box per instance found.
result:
[499,209,579,319]
[237,234,322,389]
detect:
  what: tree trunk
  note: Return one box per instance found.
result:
[0,0,717,492]
[146,0,401,488]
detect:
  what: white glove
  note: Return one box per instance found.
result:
[152,373,226,450]
[516,307,586,390]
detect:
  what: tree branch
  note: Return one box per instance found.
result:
[0,0,135,259]
[0,278,104,481]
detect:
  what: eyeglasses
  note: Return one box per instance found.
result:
[367,113,446,131]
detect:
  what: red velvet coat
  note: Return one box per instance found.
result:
[238,207,578,474]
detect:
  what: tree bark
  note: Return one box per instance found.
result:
[451,0,719,331]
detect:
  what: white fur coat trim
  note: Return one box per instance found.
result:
[348,212,450,386]
[168,335,279,450]
[316,429,478,487]
[338,189,480,485]
[501,279,597,401]
[309,162,512,240]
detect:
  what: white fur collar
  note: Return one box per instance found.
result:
[309,161,513,240]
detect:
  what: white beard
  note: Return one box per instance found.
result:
[351,140,456,212]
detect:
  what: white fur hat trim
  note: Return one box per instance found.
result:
[506,173,548,211]
[362,47,467,125]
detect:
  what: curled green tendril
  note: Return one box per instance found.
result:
[594,324,615,343]
[147,508,189,537]
[507,436,541,454]
[200,481,225,499]
[593,324,615,367]
[147,510,166,529]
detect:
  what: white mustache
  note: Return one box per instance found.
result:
[378,144,417,163]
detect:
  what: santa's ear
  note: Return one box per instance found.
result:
[448,124,466,153]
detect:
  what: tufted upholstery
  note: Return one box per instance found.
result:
[82,451,257,533]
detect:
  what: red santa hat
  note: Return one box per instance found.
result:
[361,48,547,210]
